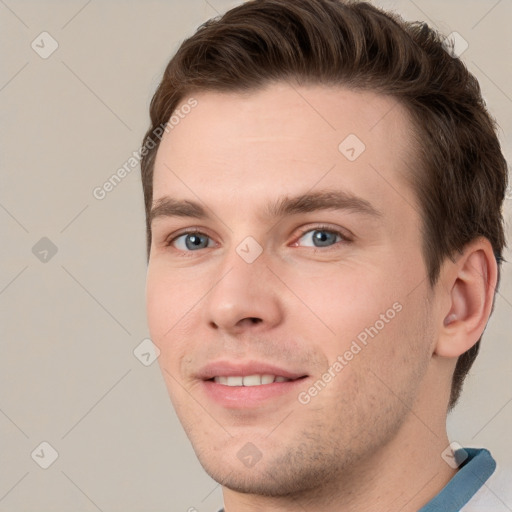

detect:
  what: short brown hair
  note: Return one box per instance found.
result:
[140,0,508,409]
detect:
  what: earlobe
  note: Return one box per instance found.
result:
[434,238,497,358]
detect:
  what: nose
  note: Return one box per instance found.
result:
[203,249,284,335]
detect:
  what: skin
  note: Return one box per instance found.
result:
[145,82,497,511]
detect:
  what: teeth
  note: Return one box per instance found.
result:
[213,374,292,386]
[243,375,262,386]
[226,376,243,386]
[261,374,275,385]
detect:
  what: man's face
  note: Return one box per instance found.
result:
[146,83,439,495]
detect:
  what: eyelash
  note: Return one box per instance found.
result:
[164,224,351,255]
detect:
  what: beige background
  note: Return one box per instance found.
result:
[1,0,511,510]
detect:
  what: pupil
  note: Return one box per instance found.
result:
[186,234,207,250]
[314,230,335,247]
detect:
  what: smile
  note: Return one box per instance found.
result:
[212,375,293,386]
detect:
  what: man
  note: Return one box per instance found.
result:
[141,1,510,510]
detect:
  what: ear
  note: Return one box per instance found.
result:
[434,237,498,358]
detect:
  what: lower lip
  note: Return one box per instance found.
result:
[201,378,308,408]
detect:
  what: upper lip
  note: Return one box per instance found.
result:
[197,361,308,380]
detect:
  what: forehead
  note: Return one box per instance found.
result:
[152,82,420,222]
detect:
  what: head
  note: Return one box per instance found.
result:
[142,0,507,498]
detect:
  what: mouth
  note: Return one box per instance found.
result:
[198,362,309,408]
[210,374,300,386]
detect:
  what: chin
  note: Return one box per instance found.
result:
[201,463,302,497]
[192,439,339,498]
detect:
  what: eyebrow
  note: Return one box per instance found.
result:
[149,190,382,225]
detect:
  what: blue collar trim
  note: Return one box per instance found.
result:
[418,447,496,512]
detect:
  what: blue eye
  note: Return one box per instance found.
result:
[297,228,344,248]
[167,226,347,253]
[172,232,214,251]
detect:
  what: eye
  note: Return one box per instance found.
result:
[170,231,215,251]
[165,226,349,253]
[295,226,347,248]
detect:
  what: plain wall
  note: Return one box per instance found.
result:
[1,0,511,510]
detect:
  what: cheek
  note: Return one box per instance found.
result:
[145,272,169,342]
[146,265,189,347]
[343,290,432,396]
[312,299,430,437]
[283,260,427,394]
[146,264,207,378]
[283,265,402,343]
[146,262,194,330]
